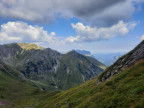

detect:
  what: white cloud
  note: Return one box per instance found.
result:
[50,32,56,36]
[0,0,143,26]
[65,21,137,43]
[0,21,58,45]
[141,35,144,40]
[0,21,138,46]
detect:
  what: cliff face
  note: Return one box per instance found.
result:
[98,40,144,82]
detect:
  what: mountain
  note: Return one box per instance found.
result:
[54,51,106,89]
[37,41,144,108]
[0,43,106,90]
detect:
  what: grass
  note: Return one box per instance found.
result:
[0,62,42,108]
[18,43,45,50]
[37,60,144,108]
[0,61,61,108]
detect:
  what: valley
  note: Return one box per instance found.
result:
[0,0,144,108]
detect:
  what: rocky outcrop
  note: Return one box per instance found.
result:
[98,40,144,82]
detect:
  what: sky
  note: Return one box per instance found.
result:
[0,0,144,53]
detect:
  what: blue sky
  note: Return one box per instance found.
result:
[0,0,144,53]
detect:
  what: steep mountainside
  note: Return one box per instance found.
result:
[37,42,144,108]
[53,51,105,89]
[0,43,106,90]
[98,40,144,82]
[0,61,41,107]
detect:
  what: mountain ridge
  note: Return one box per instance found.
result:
[0,43,106,90]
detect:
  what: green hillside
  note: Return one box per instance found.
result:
[53,51,105,90]
[0,62,61,108]
[37,60,144,108]
[0,61,42,107]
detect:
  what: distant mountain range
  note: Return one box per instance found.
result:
[74,50,125,66]
[93,52,126,66]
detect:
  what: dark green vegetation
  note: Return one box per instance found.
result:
[38,60,144,108]
[0,43,106,91]
[0,61,40,107]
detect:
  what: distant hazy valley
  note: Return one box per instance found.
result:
[75,50,125,66]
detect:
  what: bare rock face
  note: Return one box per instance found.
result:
[98,41,144,82]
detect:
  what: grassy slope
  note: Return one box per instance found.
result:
[0,62,43,108]
[18,43,45,50]
[37,60,144,108]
